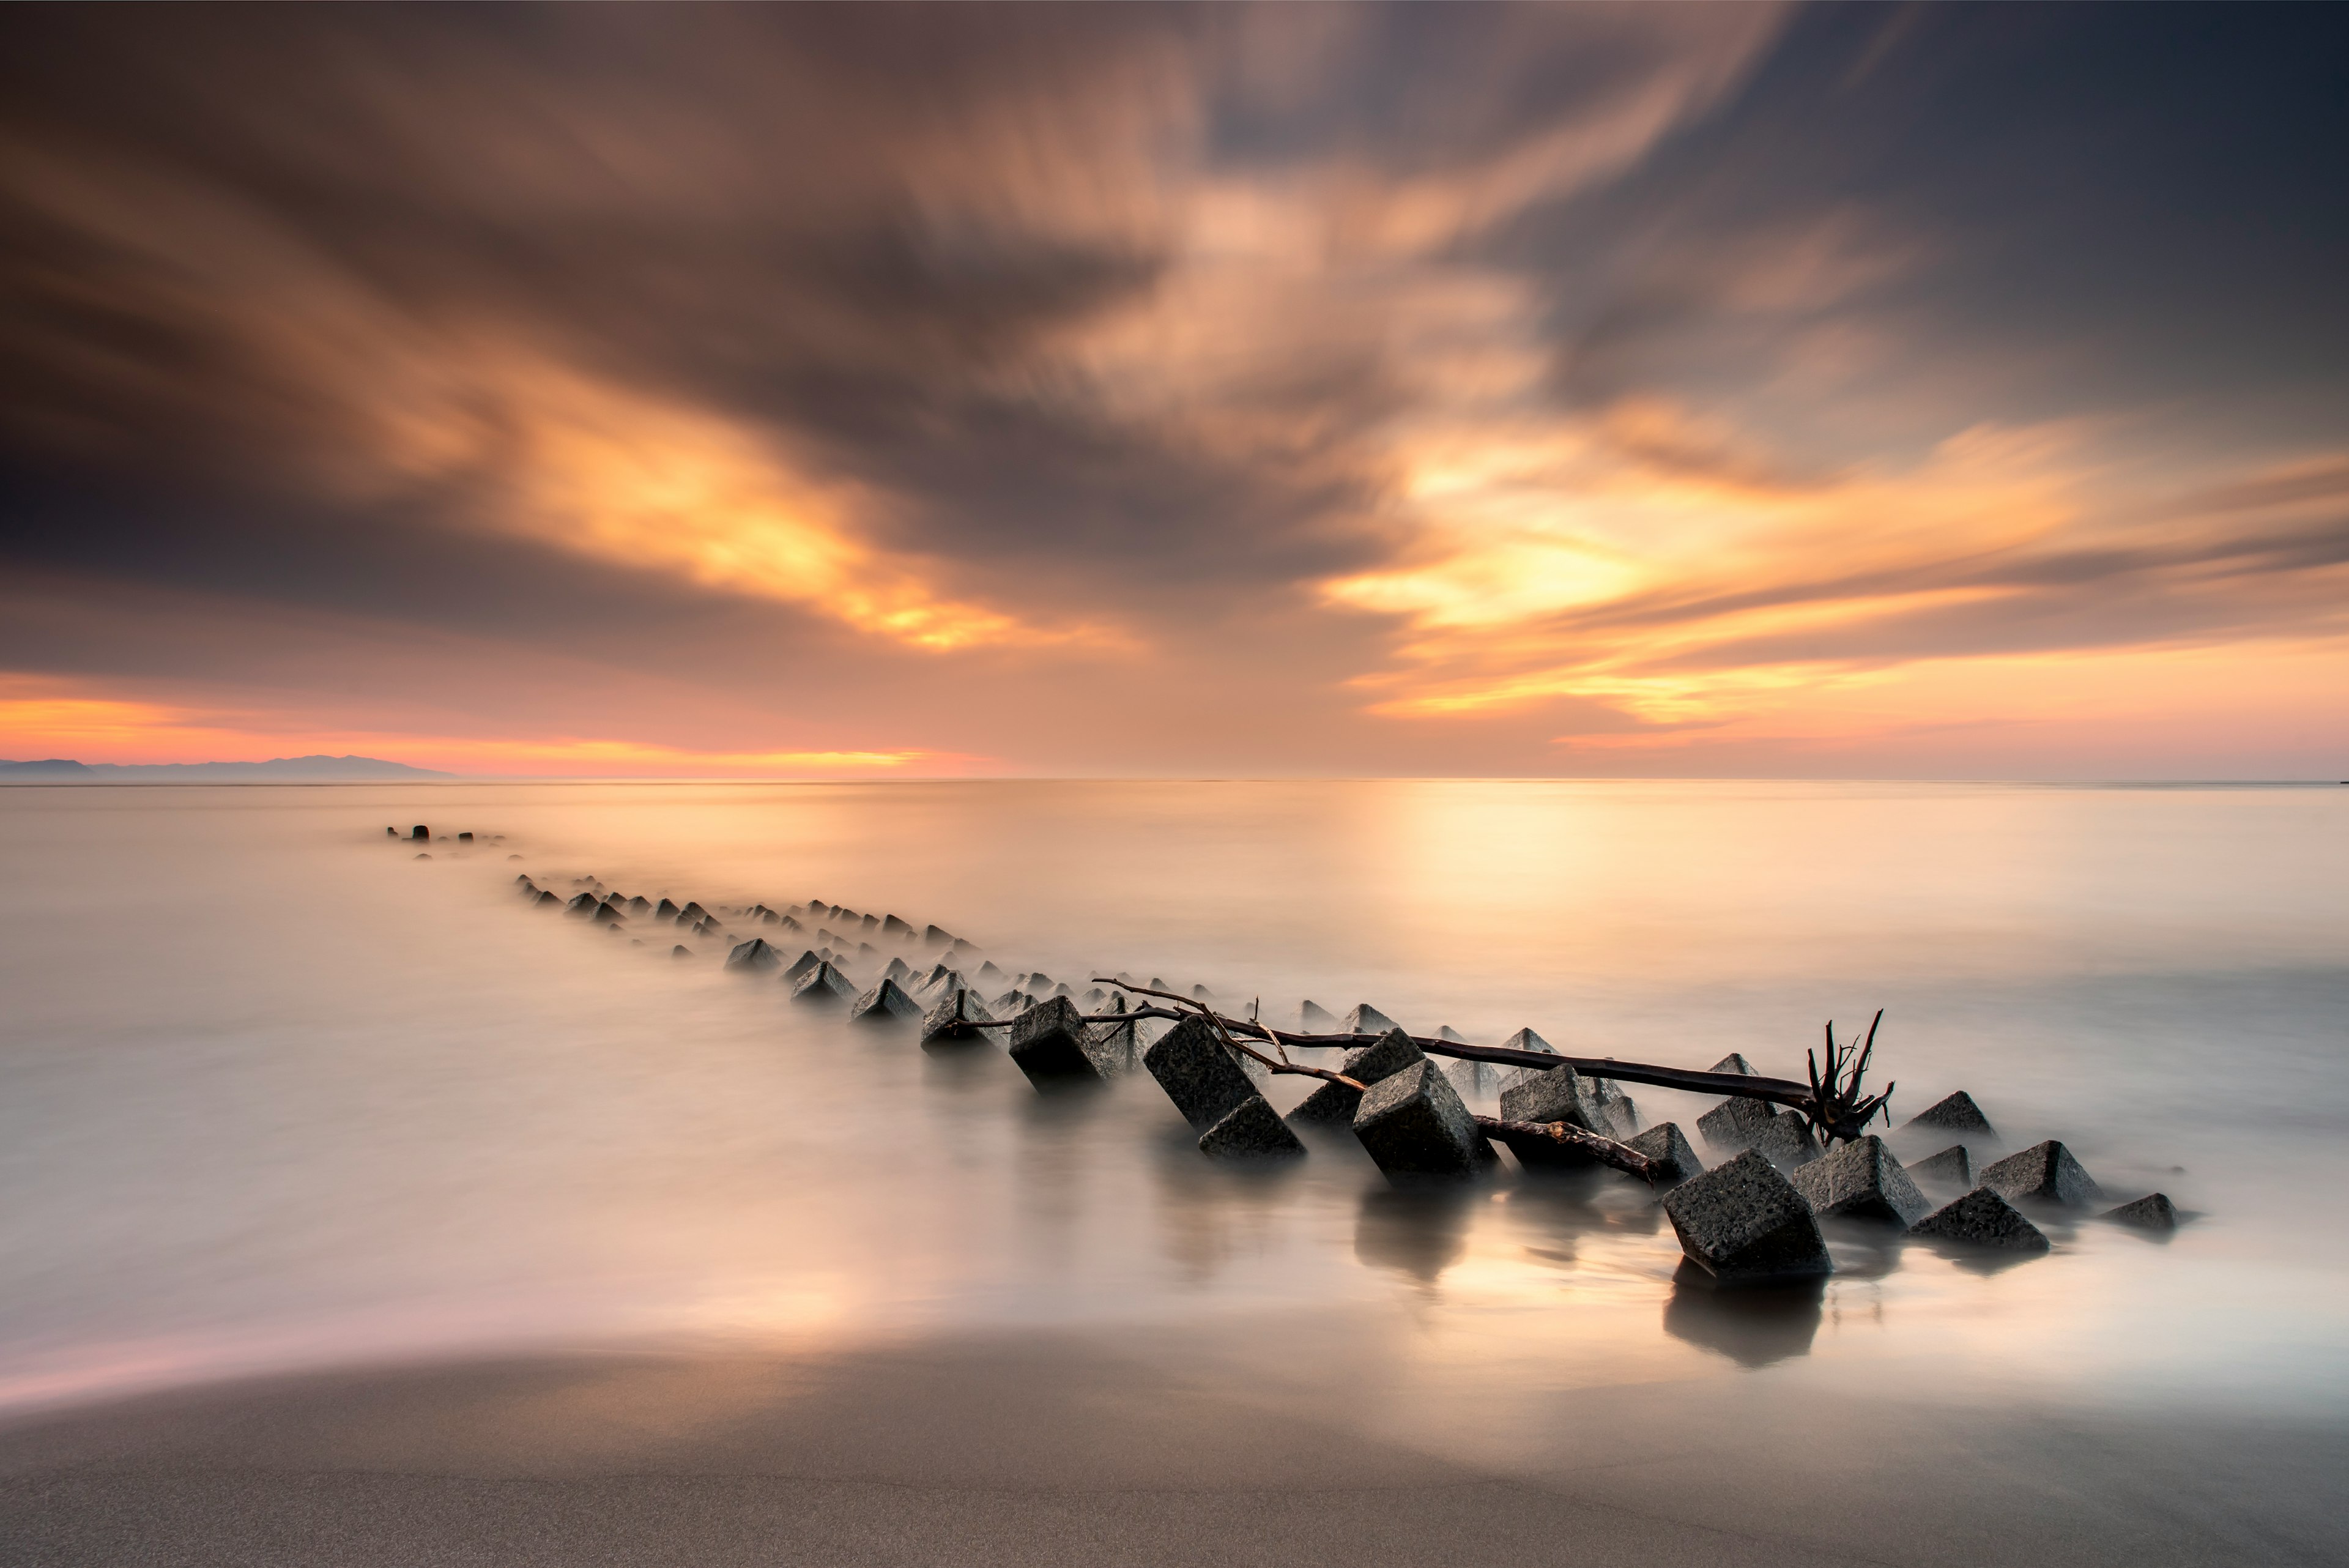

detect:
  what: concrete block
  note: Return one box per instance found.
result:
[883,915,916,938]
[2101,1192,2178,1231]
[670,945,692,959]
[1351,1059,1495,1182]
[1748,1113,1820,1172]
[565,893,601,918]
[1979,1140,2102,1206]
[1788,1135,1931,1226]
[1287,1027,1425,1125]
[1345,1003,1401,1035]
[1627,1122,1705,1186]
[850,976,922,1025]
[1901,1091,1997,1142]
[918,986,994,1046]
[1143,1014,1261,1129]
[1498,1060,1611,1134]
[1006,995,1102,1080]
[883,956,913,984]
[655,899,681,920]
[789,961,855,1005]
[1661,1150,1831,1283]
[1910,1187,2048,1252]
[1496,1026,1558,1094]
[1299,999,1339,1030]
[1696,1094,1779,1156]
[1906,1145,1972,1190]
[1197,1095,1307,1161]
[1709,1053,1760,1076]
[725,938,781,972]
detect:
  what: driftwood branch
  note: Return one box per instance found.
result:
[959,984,1894,1145]
[1475,1117,1660,1181]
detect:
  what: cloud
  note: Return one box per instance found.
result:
[0,4,2342,776]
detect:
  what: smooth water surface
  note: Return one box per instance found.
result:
[1,780,2343,1440]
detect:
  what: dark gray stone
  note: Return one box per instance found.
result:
[1351,1060,1495,1183]
[1906,1145,1972,1190]
[680,902,709,923]
[919,987,994,1046]
[1979,1140,2102,1206]
[410,825,429,841]
[533,890,558,905]
[655,899,681,921]
[1660,1150,1833,1284]
[1709,1052,1759,1076]
[923,924,953,948]
[1345,1002,1402,1036]
[1197,1095,1307,1161]
[1696,1094,1779,1156]
[1143,1015,1261,1130]
[850,976,922,1025]
[671,945,692,959]
[1902,1091,1998,1142]
[1006,996,1101,1080]
[2101,1192,2178,1231]
[457,831,473,842]
[1286,1028,1425,1124]
[1748,1113,1820,1172]
[883,956,913,984]
[1627,1122,1705,1186]
[883,915,916,938]
[1496,1026,1557,1094]
[1299,999,1339,1030]
[1498,1060,1611,1134]
[725,938,781,972]
[1788,1135,1931,1226]
[565,893,601,918]
[1089,997,1142,1066]
[978,961,1005,983]
[1446,1057,1499,1098]
[627,897,652,914]
[789,962,855,1005]
[1910,1187,2049,1251]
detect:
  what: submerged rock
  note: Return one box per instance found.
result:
[923,924,954,948]
[1299,999,1339,1030]
[790,962,855,1005]
[533,890,558,905]
[679,902,710,923]
[726,938,781,972]
[672,945,693,959]
[457,831,473,842]
[1906,1145,1972,1190]
[883,956,913,984]
[626,896,651,915]
[1006,996,1103,1080]
[1910,1187,2048,1252]
[2101,1192,2178,1231]
[850,976,922,1025]
[1789,1135,1931,1226]
[883,915,917,938]
[1979,1140,2102,1207]
[1661,1150,1833,1284]
[410,825,429,841]
[565,893,601,918]
[1344,1002,1401,1036]
[1496,1026,1559,1094]
[1287,1027,1425,1125]
[1352,1059,1495,1183]
[1901,1091,1998,1142]
[1197,1096,1306,1161]
[1627,1122,1706,1186]
[1709,1052,1760,1076]
[655,899,682,921]
[1143,1015,1260,1131]
[919,987,995,1047]
[1748,1114,1820,1172]
[1696,1094,1779,1157]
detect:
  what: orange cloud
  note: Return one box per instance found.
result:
[0,675,984,778]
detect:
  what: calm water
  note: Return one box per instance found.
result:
[1,780,2344,1432]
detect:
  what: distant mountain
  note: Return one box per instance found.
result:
[0,754,455,781]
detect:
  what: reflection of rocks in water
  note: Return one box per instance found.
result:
[1354,1187,1476,1285]
[1663,1262,1827,1367]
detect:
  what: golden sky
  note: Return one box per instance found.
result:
[2,6,2343,777]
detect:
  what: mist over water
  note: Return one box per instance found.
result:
[1,779,2344,1436]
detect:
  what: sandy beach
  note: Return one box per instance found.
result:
[7,1326,2343,1568]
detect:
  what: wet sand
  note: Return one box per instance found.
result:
[3,1328,2340,1568]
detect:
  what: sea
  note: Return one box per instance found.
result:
[1,779,2343,1517]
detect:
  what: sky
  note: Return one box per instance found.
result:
[1,2,2344,779]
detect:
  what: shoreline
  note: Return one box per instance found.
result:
[2,1332,2340,1567]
